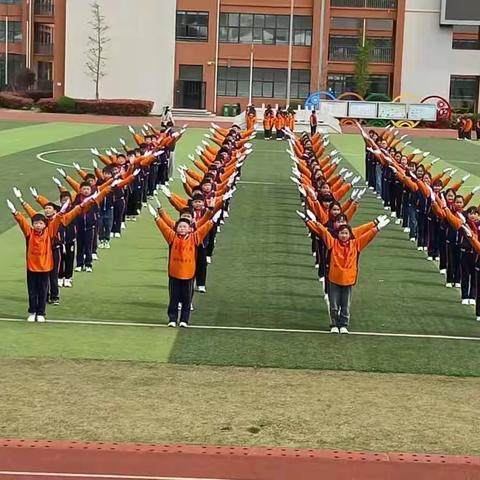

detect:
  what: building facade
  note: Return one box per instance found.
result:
[0,0,479,115]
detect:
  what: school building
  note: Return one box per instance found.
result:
[0,0,479,115]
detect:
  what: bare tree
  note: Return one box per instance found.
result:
[85,1,110,100]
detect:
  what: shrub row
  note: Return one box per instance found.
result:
[37,97,154,116]
[0,92,35,109]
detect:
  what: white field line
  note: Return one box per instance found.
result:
[0,317,478,342]
[0,472,228,480]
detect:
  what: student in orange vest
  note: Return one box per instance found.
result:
[148,204,222,327]
[275,110,285,141]
[297,209,390,333]
[246,105,257,131]
[263,106,274,140]
[463,115,473,140]
[310,110,318,136]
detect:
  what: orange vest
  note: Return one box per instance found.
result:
[169,235,197,279]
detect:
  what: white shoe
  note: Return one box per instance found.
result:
[423,247,428,251]
[217,226,221,233]
[376,195,382,200]
[417,247,423,251]
[312,252,316,257]
[339,327,349,334]
[121,222,126,230]
[167,321,177,327]
[115,232,121,238]
[319,277,325,283]
[206,256,212,264]
[27,314,36,322]
[446,283,453,288]
[440,269,447,275]
[330,326,339,333]
[75,266,83,272]
[324,294,329,301]
[36,315,46,323]
[395,219,401,225]
[224,211,230,218]
[64,279,73,288]
[427,256,433,261]
[86,267,93,273]
[476,316,480,322]
[92,253,99,261]
[197,286,206,293]
[462,299,470,305]
[391,212,397,218]
[104,242,111,249]
[179,322,188,328]
[384,206,390,211]
[410,237,416,242]
[368,186,374,190]
[454,283,461,288]
[98,242,105,249]
[469,299,476,305]
[403,227,410,233]
[315,264,319,269]
[58,278,64,288]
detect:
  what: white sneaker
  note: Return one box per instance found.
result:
[121,222,126,230]
[58,278,64,288]
[324,294,329,301]
[469,299,476,305]
[206,256,212,264]
[454,283,461,288]
[27,314,36,322]
[86,267,93,273]
[395,219,401,225]
[330,326,340,333]
[423,247,428,251]
[446,283,453,288]
[462,299,470,305]
[319,277,325,283]
[179,322,189,328]
[417,247,423,251]
[197,286,207,293]
[376,195,382,199]
[339,327,349,334]
[368,186,374,190]
[410,238,416,242]
[104,242,111,249]
[403,227,410,233]
[75,266,83,272]
[440,269,447,275]
[217,226,221,233]
[427,256,433,261]
[36,315,46,323]
[64,279,73,288]
[391,212,397,218]
[384,206,389,211]
[92,253,99,261]
[98,242,105,249]
[315,264,319,269]
[476,316,480,322]
[115,232,121,238]
[167,321,177,327]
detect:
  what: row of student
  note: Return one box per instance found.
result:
[284,129,390,333]
[7,123,185,322]
[148,123,255,327]
[360,123,480,322]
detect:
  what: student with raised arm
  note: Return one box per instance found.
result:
[148,204,222,328]
[297,209,390,334]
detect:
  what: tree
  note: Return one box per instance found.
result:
[15,68,36,91]
[355,39,373,98]
[85,1,110,100]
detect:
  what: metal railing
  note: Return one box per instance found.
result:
[34,0,54,16]
[331,0,397,8]
[329,44,393,63]
[34,42,54,55]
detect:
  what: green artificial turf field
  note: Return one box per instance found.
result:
[0,121,479,378]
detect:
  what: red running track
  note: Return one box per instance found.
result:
[0,439,479,480]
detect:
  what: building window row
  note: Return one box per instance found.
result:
[217,67,311,99]
[328,36,393,63]
[327,73,390,97]
[452,25,480,50]
[0,21,22,43]
[176,11,209,41]
[0,0,22,4]
[330,0,397,8]
[450,76,479,112]
[219,13,312,46]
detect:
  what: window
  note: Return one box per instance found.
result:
[217,67,310,99]
[327,73,390,97]
[0,0,22,3]
[452,25,480,50]
[179,65,203,81]
[330,0,397,7]
[176,11,208,41]
[330,17,362,30]
[369,37,393,63]
[219,13,312,46]
[0,53,25,89]
[450,76,479,112]
[366,19,394,31]
[0,21,22,43]
[329,36,360,61]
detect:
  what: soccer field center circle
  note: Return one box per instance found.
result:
[37,148,111,169]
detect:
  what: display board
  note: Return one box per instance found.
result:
[407,104,437,122]
[320,101,348,118]
[440,0,480,26]
[348,102,378,119]
[378,102,407,120]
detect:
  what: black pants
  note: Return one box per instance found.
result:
[427,217,440,259]
[206,226,217,257]
[77,228,95,268]
[27,270,49,316]
[417,212,429,248]
[126,189,142,216]
[59,242,75,280]
[438,228,447,271]
[476,262,480,316]
[196,245,208,287]
[264,129,272,139]
[112,198,125,234]
[310,125,317,136]
[276,129,284,140]
[48,247,61,302]
[390,183,403,218]
[168,277,194,324]
[148,164,158,196]
[158,163,169,186]
[461,250,476,300]
[447,242,461,284]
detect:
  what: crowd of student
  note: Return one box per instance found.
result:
[286,128,390,333]
[8,119,252,326]
[361,122,480,322]
[456,114,480,140]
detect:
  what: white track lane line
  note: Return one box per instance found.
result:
[0,318,478,342]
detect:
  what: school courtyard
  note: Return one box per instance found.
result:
[0,116,479,478]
